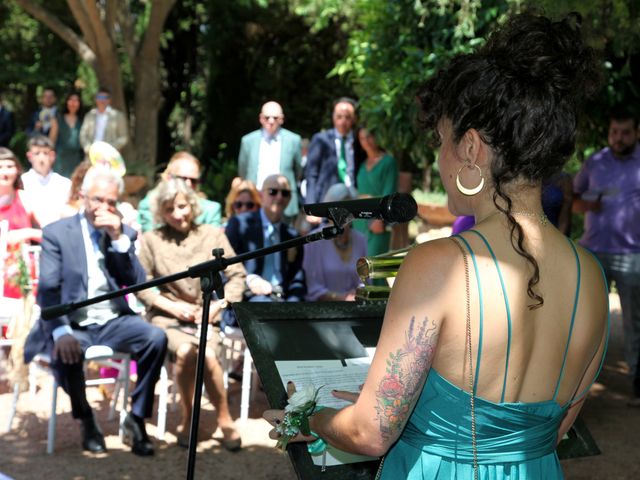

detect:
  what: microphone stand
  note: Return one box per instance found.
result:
[41,221,347,480]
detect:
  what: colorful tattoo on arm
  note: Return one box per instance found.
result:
[375,316,439,440]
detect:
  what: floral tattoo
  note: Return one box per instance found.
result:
[375,316,438,439]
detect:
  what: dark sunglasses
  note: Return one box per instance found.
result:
[171,174,200,187]
[233,200,256,210]
[267,188,291,198]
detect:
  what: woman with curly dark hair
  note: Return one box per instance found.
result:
[264,12,609,479]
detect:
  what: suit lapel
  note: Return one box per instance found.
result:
[68,214,89,292]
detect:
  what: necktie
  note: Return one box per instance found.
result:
[337,136,347,183]
[262,226,278,285]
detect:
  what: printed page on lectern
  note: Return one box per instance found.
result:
[275,348,378,467]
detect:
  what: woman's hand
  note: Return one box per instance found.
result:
[169,300,199,323]
[263,382,318,444]
[7,228,42,245]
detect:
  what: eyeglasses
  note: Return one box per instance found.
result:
[266,188,291,198]
[170,174,200,187]
[89,195,118,208]
[233,201,256,210]
[95,94,110,100]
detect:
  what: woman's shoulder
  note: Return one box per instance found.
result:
[400,237,463,279]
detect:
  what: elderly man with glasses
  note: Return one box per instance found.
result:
[238,101,303,223]
[225,174,306,313]
[79,87,128,153]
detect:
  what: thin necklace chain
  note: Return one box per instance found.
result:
[475,210,548,226]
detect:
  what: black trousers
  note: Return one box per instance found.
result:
[50,315,167,419]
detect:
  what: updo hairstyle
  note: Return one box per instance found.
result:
[419,12,602,308]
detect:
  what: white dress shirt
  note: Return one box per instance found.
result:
[256,129,282,189]
[51,214,132,342]
[21,169,71,227]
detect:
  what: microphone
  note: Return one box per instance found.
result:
[303,192,417,225]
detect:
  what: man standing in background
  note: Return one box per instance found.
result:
[0,94,15,147]
[27,87,57,137]
[238,101,302,222]
[573,106,640,406]
[304,97,365,206]
[80,87,128,153]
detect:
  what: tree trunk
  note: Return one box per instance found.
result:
[132,57,163,172]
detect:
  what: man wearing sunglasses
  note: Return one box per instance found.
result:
[137,151,222,232]
[79,87,128,154]
[225,174,306,308]
[238,101,303,222]
[304,97,366,210]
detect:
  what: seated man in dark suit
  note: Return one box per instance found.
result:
[24,167,167,456]
[225,174,306,306]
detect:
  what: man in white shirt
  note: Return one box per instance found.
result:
[79,87,128,153]
[21,135,71,227]
[238,101,303,221]
[24,168,167,456]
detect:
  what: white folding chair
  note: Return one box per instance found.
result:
[20,345,131,454]
[219,325,258,422]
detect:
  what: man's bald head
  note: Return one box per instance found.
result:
[259,101,284,137]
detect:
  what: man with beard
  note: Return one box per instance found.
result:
[574,105,640,406]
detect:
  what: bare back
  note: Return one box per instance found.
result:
[430,222,608,407]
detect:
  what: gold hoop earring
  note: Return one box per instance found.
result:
[456,164,485,196]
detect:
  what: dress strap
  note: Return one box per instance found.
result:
[453,234,483,394]
[468,229,512,403]
[566,246,611,407]
[553,237,581,402]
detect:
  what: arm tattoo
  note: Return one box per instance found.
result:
[375,316,438,440]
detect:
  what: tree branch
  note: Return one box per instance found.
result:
[83,0,115,57]
[136,0,177,61]
[14,0,96,65]
[66,0,98,53]
[117,0,137,62]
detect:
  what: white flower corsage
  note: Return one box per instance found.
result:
[276,384,321,450]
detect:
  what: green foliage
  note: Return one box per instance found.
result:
[0,3,79,140]
[334,0,513,180]
[199,0,355,201]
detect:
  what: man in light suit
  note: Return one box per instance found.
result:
[304,97,365,207]
[225,174,306,308]
[24,168,167,456]
[238,101,302,221]
[79,87,128,153]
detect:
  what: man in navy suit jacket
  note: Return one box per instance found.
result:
[225,174,306,306]
[304,97,366,206]
[0,95,15,147]
[24,168,167,456]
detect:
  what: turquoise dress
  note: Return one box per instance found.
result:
[380,230,609,479]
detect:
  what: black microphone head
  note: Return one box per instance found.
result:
[381,193,418,224]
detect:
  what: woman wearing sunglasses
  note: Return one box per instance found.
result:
[224,177,261,221]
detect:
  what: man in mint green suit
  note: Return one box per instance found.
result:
[238,101,303,221]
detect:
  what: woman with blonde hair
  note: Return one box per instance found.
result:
[224,177,260,220]
[137,177,244,451]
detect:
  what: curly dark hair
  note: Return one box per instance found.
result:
[419,12,602,308]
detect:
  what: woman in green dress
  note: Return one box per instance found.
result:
[354,128,398,257]
[53,91,84,178]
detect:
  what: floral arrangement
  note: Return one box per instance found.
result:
[275,384,321,450]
